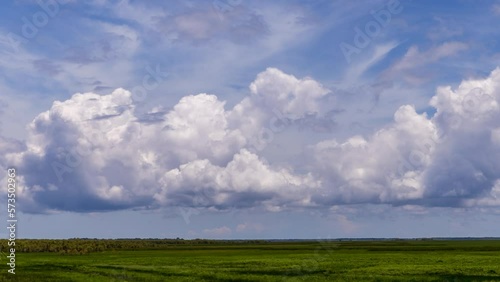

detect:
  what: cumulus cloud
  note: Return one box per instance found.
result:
[4,67,500,213]
[311,67,500,207]
[310,104,438,205]
[154,149,319,210]
[249,67,330,117]
[5,68,323,213]
[423,70,500,205]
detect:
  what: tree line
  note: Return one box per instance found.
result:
[0,239,268,255]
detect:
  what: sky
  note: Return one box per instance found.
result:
[1,0,500,239]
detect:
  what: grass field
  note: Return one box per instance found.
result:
[1,240,500,281]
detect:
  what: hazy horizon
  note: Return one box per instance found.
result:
[2,0,500,240]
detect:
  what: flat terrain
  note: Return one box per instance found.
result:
[1,240,500,281]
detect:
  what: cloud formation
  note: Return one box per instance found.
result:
[5,68,321,213]
[311,67,500,207]
[4,67,500,213]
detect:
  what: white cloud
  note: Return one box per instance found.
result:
[4,67,500,213]
[311,104,437,204]
[249,67,330,118]
[153,148,319,210]
[4,69,324,213]
[311,67,500,207]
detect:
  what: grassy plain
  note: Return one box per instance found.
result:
[1,239,500,281]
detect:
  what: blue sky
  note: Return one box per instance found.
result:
[1,0,500,239]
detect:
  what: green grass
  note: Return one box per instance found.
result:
[2,240,500,281]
